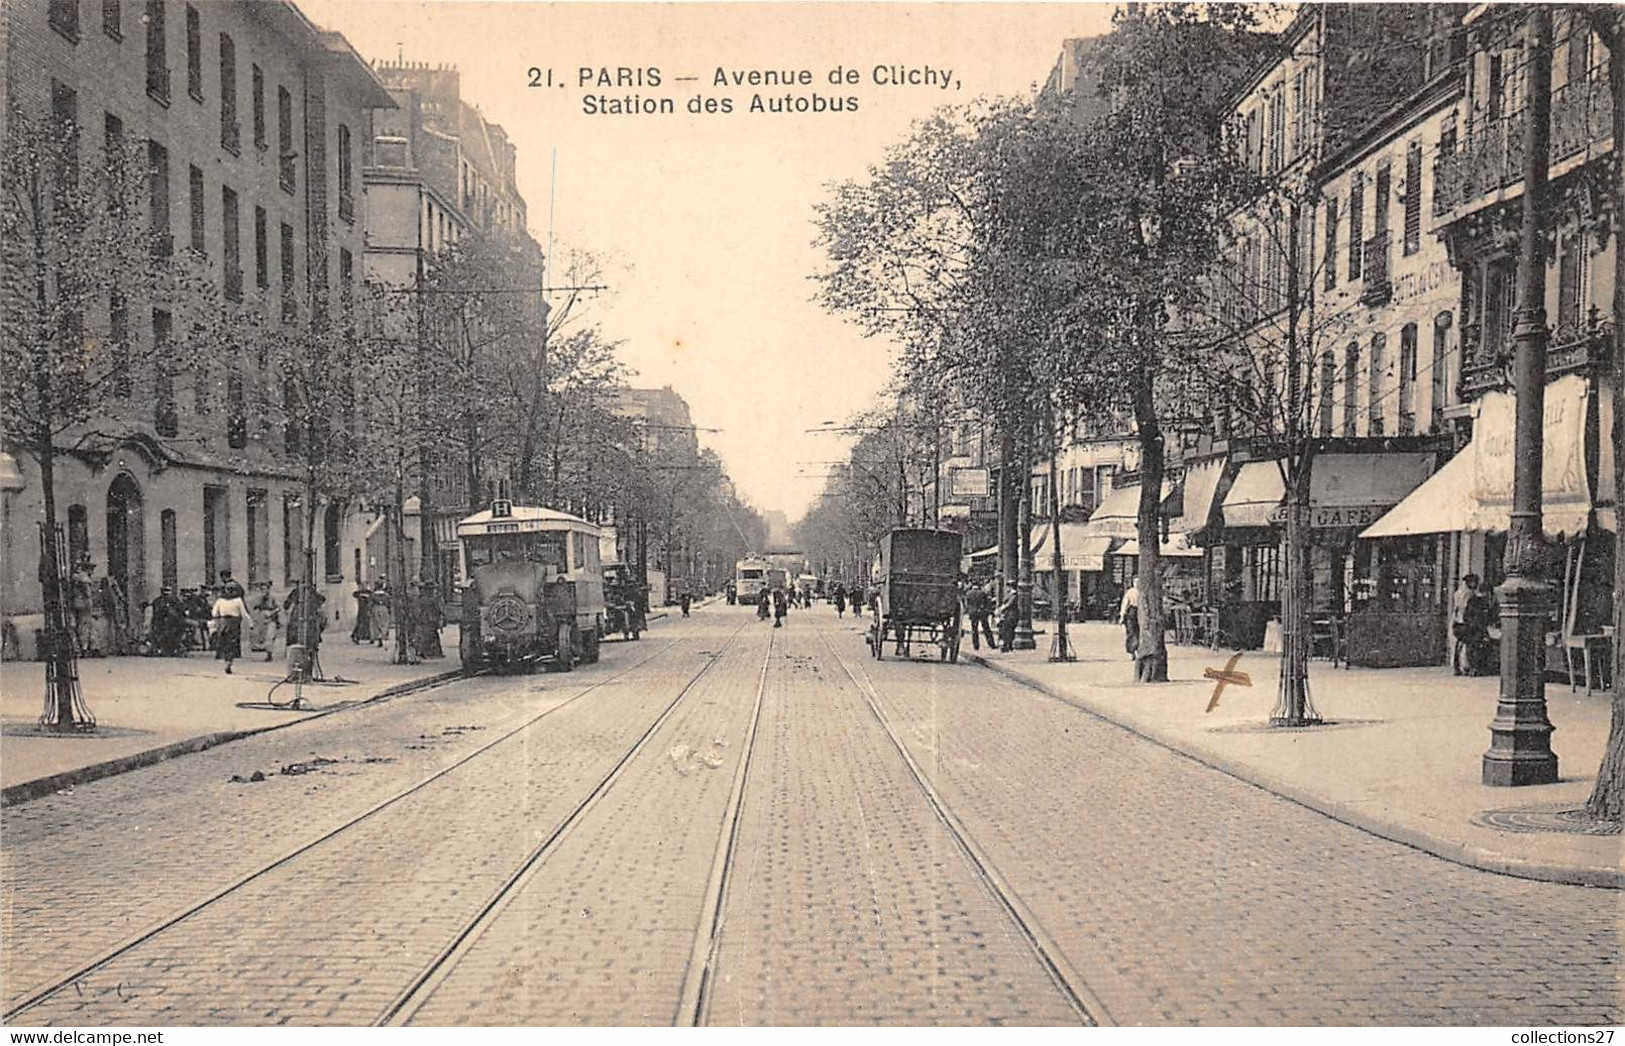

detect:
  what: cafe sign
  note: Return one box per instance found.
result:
[1267,503,1389,528]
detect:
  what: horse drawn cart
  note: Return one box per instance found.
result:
[868,529,963,662]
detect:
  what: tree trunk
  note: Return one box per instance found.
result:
[35,436,81,729]
[1585,24,1625,820]
[999,421,1019,602]
[1133,357,1168,682]
[392,470,412,665]
[1015,423,1036,649]
[1275,457,1318,724]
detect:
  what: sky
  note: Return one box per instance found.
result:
[301,0,1119,521]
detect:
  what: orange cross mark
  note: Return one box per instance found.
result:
[1204,652,1251,712]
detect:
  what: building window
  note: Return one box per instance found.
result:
[110,291,130,397]
[1403,141,1422,256]
[184,4,202,101]
[283,376,300,454]
[277,85,294,193]
[1347,171,1364,280]
[1318,352,1335,437]
[144,0,168,103]
[1557,232,1588,332]
[188,164,204,255]
[219,32,238,153]
[193,355,209,414]
[102,0,119,39]
[339,248,353,309]
[50,0,80,41]
[251,65,265,150]
[1343,342,1359,437]
[50,81,79,205]
[1323,197,1338,291]
[67,505,90,567]
[283,494,303,582]
[1368,332,1386,435]
[222,185,240,300]
[146,139,170,256]
[160,508,178,589]
[323,502,342,578]
[1398,323,1418,434]
[280,221,296,320]
[227,368,246,447]
[1432,311,1454,428]
[337,124,354,223]
[245,489,267,582]
[103,113,125,209]
[1373,164,1391,244]
[154,308,176,435]
[254,205,268,289]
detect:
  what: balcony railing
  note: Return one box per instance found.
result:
[1456,312,1614,399]
[1549,310,1615,377]
[1360,233,1392,305]
[1434,79,1614,217]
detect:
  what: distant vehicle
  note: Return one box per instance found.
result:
[735,557,771,605]
[455,501,605,672]
[601,562,647,641]
[868,528,963,663]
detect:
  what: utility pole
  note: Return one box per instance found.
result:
[1484,7,1558,787]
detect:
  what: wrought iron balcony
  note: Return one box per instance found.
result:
[1434,80,1614,218]
[1549,309,1615,377]
[1359,233,1392,305]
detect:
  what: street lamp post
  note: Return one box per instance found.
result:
[1484,7,1559,787]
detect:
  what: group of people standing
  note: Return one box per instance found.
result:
[351,578,445,662]
[959,580,1020,652]
[143,570,327,675]
[1451,573,1499,676]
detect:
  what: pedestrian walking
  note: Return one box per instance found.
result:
[965,582,996,651]
[1461,575,1497,676]
[772,586,788,628]
[680,589,692,617]
[246,581,282,661]
[283,581,327,654]
[351,584,375,643]
[369,579,391,646]
[1450,574,1476,675]
[212,581,249,674]
[1119,576,1141,659]
[148,584,189,657]
[833,585,847,618]
[996,587,1019,652]
[416,581,445,659]
[757,588,771,620]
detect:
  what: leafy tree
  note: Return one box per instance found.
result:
[1,106,231,727]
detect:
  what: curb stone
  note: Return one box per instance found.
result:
[0,667,466,808]
[965,653,1623,890]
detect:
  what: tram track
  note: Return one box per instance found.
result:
[813,622,1111,1028]
[2,627,727,1024]
[377,619,767,1026]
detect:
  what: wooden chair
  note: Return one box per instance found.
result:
[1172,605,1194,645]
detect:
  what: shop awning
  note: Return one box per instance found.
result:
[1361,375,1614,538]
[1358,448,1476,538]
[1176,457,1227,537]
[1114,533,1204,558]
[1082,480,1179,538]
[1222,453,1435,530]
[1032,528,1116,572]
[976,524,1115,572]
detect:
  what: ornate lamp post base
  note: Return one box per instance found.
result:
[1013,579,1036,650]
[1483,574,1558,786]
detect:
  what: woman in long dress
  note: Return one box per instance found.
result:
[212,582,249,674]
[368,581,391,646]
[247,581,281,661]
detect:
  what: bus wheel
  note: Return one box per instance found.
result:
[555,623,576,672]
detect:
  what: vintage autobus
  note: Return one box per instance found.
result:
[733,557,771,605]
[456,501,606,671]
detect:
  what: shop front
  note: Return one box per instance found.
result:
[1218,451,1439,658]
[1362,375,1617,681]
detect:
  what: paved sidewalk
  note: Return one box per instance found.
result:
[0,626,462,803]
[966,622,1621,888]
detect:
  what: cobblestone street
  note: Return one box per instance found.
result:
[3,604,1619,1026]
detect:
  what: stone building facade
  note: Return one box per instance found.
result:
[1,0,393,650]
